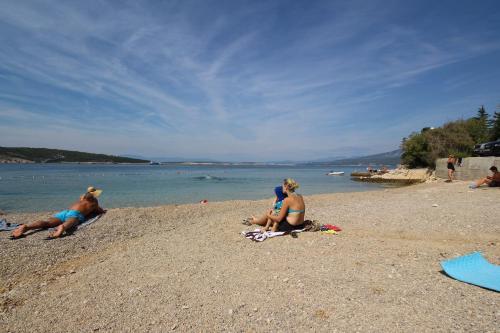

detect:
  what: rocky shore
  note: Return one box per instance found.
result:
[352,167,435,184]
[1,181,499,332]
[0,157,33,164]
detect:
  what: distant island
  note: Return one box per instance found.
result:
[304,149,402,166]
[0,146,402,165]
[0,147,149,164]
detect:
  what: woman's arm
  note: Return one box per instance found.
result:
[267,199,289,222]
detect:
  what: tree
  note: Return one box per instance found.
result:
[401,106,497,169]
[471,105,490,143]
[401,120,474,168]
[474,105,488,121]
[401,132,429,168]
[491,111,500,141]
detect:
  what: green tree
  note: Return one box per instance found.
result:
[491,111,500,141]
[401,132,429,168]
[401,120,475,168]
[471,105,490,143]
[401,105,497,169]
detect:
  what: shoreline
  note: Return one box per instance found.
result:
[1,181,499,332]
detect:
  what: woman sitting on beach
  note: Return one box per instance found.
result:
[248,178,306,232]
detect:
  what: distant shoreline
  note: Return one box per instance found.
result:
[0,160,396,167]
[0,160,150,165]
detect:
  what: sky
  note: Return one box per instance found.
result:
[0,0,499,162]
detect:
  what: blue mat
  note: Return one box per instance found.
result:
[441,252,500,292]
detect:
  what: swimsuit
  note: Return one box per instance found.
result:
[447,162,455,171]
[488,180,499,187]
[273,200,283,215]
[277,207,305,231]
[278,220,306,232]
[288,208,305,214]
[53,210,86,223]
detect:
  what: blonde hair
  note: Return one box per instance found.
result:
[284,178,299,192]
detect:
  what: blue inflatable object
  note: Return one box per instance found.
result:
[441,252,500,292]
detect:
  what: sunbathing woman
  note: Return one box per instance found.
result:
[249,178,306,232]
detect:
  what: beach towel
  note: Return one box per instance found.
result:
[441,252,500,292]
[321,230,338,235]
[242,228,305,242]
[0,219,20,231]
[320,224,342,232]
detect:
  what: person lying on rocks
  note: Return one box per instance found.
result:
[11,187,105,239]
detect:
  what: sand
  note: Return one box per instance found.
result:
[1,181,499,332]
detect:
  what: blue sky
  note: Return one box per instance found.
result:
[1,0,499,161]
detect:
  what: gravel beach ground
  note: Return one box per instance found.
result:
[1,181,499,332]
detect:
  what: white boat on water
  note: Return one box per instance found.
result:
[326,171,345,176]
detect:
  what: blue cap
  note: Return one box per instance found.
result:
[274,186,286,201]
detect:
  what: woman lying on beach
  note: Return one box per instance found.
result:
[248,178,306,232]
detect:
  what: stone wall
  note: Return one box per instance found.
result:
[435,157,500,180]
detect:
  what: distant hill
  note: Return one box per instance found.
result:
[122,154,219,163]
[307,149,402,166]
[0,147,149,163]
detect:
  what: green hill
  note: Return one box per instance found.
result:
[0,147,148,163]
[328,149,402,166]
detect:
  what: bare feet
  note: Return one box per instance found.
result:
[49,225,64,238]
[11,224,27,239]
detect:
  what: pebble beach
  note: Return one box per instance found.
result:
[1,181,499,332]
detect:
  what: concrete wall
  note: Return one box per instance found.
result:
[435,157,500,180]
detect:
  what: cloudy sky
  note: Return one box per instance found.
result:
[1,0,499,161]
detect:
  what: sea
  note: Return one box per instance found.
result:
[0,163,391,213]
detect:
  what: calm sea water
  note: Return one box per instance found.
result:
[0,164,387,213]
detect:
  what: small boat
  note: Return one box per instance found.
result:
[149,161,160,165]
[326,171,345,176]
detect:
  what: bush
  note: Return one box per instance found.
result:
[402,120,475,168]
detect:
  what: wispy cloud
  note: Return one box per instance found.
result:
[1,0,499,160]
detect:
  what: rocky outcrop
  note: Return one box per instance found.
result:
[352,167,433,184]
[0,155,33,164]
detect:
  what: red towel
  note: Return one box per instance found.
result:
[324,224,342,232]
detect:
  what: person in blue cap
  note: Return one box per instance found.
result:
[262,186,288,232]
[243,185,287,230]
